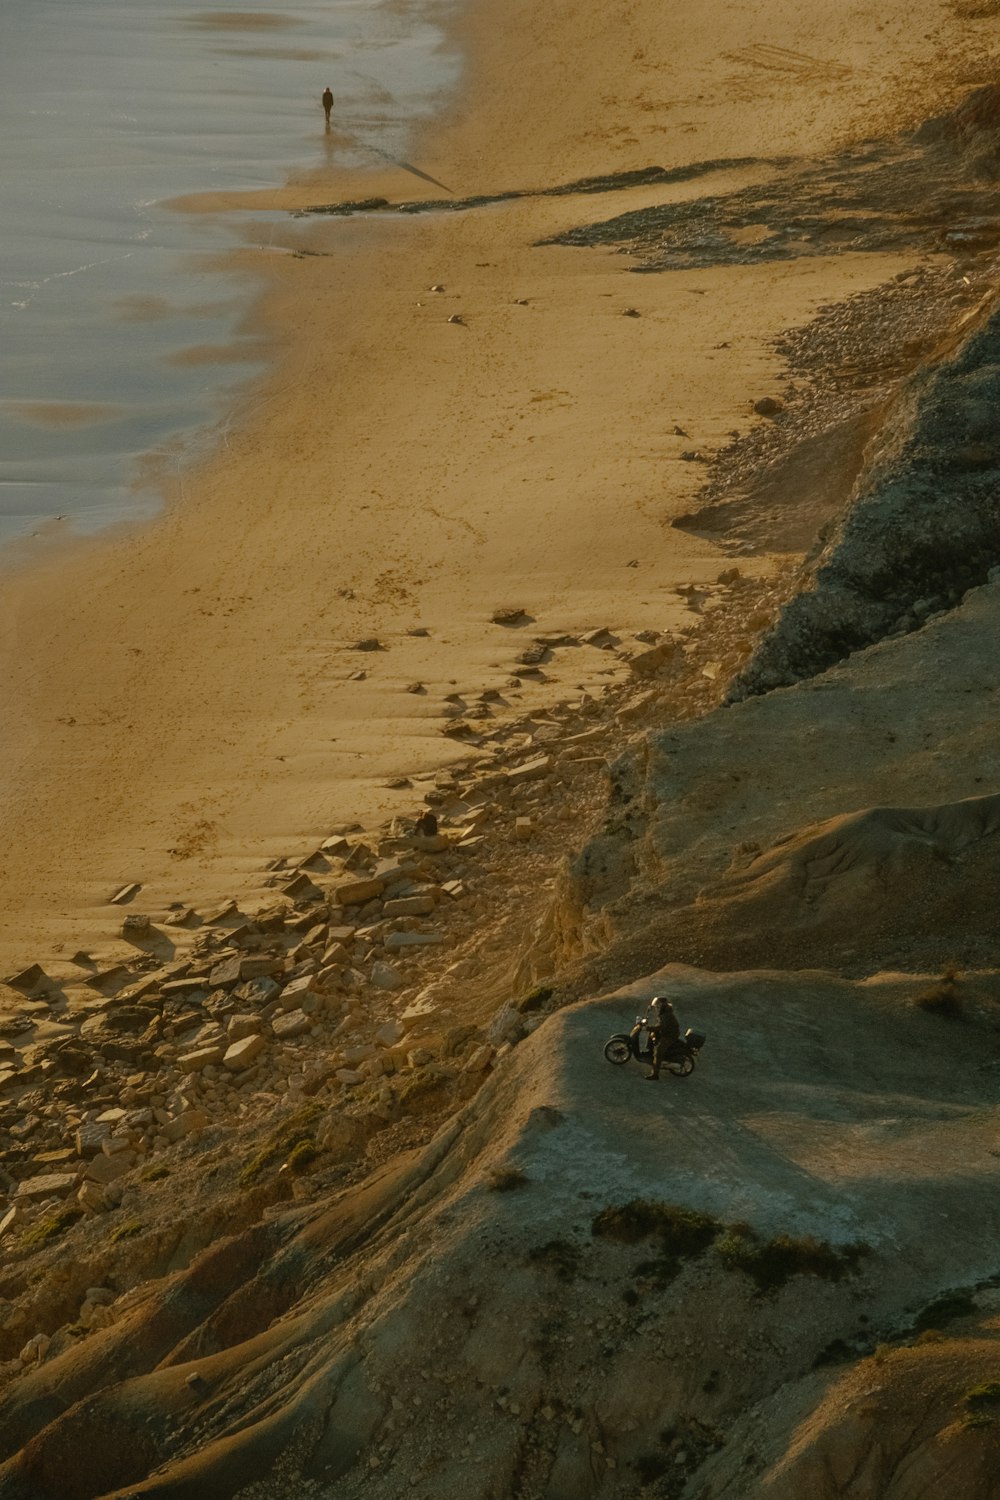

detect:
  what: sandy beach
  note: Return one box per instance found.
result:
[0,0,987,977]
[8,0,1000,1493]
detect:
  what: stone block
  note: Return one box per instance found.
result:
[343,1044,376,1066]
[226,1014,262,1042]
[19,1333,51,1365]
[410,833,448,852]
[370,961,403,990]
[327,925,357,945]
[322,942,352,967]
[375,1020,405,1048]
[383,895,436,918]
[334,878,385,906]
[208,955,243,988]
[75,1121,110,1157]
[463,1044,494,1073]
[162,1108,210,1143]
[77,1180,109,1214]
[334,1068,363,1086]
[235,975,281,1006]
[223,1034,266,1071]
[373,857,416,883]
[16,1172,78,1200]
[278,974,322,1012]
[87,1151,134,1186]
[0,1205,21,1238]
[280,872,321,901]
[515,817,534,841]
[626,641,675,677]
[271,1009,310,1040]
[505,754,552,785]
[96,1107,128,1125]
[384,932,444,951]
[239,956,284,981]
[177,1046,225,1072]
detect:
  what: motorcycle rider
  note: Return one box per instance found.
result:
[646,996,681,1081]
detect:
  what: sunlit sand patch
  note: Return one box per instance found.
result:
[163,343,269,368]
[185,10,307,29]
[2,401,125,428]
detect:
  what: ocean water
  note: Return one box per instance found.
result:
[0,0,458,542]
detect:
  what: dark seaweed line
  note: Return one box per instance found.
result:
[294,157,770,220]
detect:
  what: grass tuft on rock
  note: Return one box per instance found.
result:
[239,1102,324,1186]
[22,1206,83,1249]
[963,1381,1000,1412]
[109,1219,144,1244]
[914,967,964,1018]
[488,1164,529,1192]
[287,1139,319,1174]
[913,1292,977,1333]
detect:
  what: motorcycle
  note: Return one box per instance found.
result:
[603,1017,707,1076]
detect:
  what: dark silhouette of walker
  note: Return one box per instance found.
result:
[322,86,334,126]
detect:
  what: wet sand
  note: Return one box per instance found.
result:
[0,0,988,975]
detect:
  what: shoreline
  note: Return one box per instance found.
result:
[0,0,991,980]
[6,0,1000,1491]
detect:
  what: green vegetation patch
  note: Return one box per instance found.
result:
[592,1199,721,1253]
[914,967,964,1019]
[238,1102,324,1187]
[22,1206,83,1249]
[488,1165,529,1192]
[964,1381,1000,1411]
[714,1225,868,1294]
[527,1239,581,1282]
[109,1219,144,1244]
[287,1140,319,1174]
[517,986,554,1014]
[914,1292,977,1333]
[961,1382,1000,1429]
[593,1199,724,1292]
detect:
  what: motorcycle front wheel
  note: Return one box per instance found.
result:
[603,1036,632,1065]
[665,1055,695,1076]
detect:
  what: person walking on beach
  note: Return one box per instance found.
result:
[322,86,334,126]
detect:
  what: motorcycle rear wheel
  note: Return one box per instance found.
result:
[665,1054,694,1076]
[603,1036,632,1065]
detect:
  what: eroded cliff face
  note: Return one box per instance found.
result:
[7,83,1000,1500]
[5,965,1000,1500]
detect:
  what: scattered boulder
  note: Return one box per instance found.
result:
[177,1046,225,1072]
[383,895,436,917]
[335,878,385,906]
[223,1035,266,1071]
[272,1010,311,1040]
[370,961,403,991]
[626,641,676,678]
[208,955,243,988]
[506,755,552,785]
[121,913,152,940]
[16,1172,78,1200]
